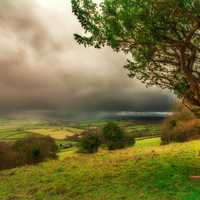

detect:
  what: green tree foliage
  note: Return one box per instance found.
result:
[79,129,101,153]
[102,122,126,150]
[72,0,200,116]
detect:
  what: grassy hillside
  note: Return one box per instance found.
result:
[1,138,200,200]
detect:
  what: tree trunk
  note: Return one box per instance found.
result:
[180,48,200,118]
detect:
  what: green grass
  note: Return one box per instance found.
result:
[1,138,200,200]
[135,137,161,148]
[0,129,30,141]
[0,119,50,141]
[125,124,161,137]
[1,119,198,199]
[0,124,82,141]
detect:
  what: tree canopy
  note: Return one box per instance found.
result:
[71,0,200,116]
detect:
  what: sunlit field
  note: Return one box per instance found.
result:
[0,119,200,200]
[29,128,82,140]
[1,137,200,200]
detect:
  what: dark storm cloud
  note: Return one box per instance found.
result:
[0,0,173,118]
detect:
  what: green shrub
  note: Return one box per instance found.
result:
[12,134,58,164]
[124,134,136,147]
[102,122,126,150]
[79,129,101,153]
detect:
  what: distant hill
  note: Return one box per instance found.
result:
[99,112,171,123]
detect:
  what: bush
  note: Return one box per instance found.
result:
[102,122,126,150]
[174,129,189,142]
[12,134,58,164]
[124,134,136,147]
[161,104,200,144]
[0,135,58,170]
[79,129,101,153]
[0,142,19,170]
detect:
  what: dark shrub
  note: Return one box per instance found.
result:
[161,125,191,145]
[102,122,126,150]
[161,104,200,144]
[102,122,136,150]
[0,142,20,170]
[124,134,136,147]
[12,134,58,164]
[174,129,189,142]
[79,129,101,153]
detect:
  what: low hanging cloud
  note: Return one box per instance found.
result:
[0,0,173,119]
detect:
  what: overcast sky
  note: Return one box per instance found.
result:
[0,0,174,119]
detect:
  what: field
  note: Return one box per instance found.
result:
[0,119,161,144]
[0,119,81,141]
[1,138,200,200]
[1,119,200,200]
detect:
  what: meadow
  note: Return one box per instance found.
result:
[0,119,161,145]
[1,137,200,200]
[1,119,200,200]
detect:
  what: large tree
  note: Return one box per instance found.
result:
[71,0,200,117]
